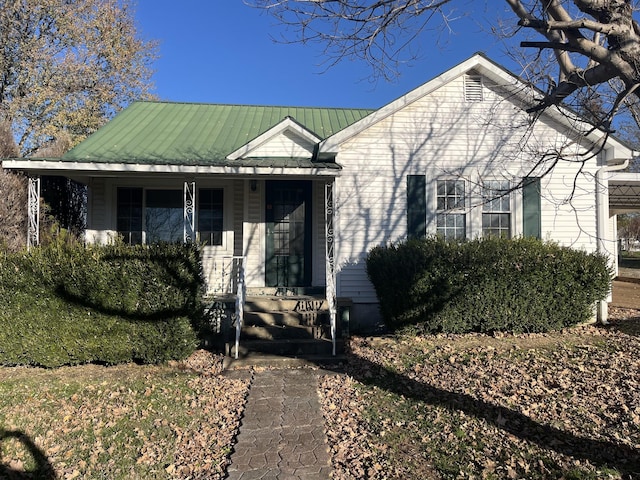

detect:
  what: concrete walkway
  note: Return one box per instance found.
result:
[226,369,333,480]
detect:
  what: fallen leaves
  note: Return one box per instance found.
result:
[320,308,640,479]
[0,350,249,479]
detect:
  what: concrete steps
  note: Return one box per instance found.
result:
[225,295,344,360]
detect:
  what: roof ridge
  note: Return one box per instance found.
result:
[134,100,375,111]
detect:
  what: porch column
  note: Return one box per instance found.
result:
[27,176,41,250]
[184,181,196,243]
[325,180,337,355]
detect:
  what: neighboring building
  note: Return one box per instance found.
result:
[3,54,635,330]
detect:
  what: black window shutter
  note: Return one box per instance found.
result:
[407,175,426,239]
[523,177,541,238]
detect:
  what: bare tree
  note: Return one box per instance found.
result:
[252,1,640,129]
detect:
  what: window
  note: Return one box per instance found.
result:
[436,179,466,240]
[198,188,224,246]
[482,180,511,238]
[117,187,142,244]
[145,189,183,243]
[116,186,224,245]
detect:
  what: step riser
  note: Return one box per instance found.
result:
[229,339,343,357]
[244,311,329,328]
[244,298,328,314]
[241,325,330,341]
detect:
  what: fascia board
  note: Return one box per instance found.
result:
[1,159,339,177]
[227,117,322,160]
[609,172,640,184]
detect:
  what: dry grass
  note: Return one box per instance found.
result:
[0,351,249,479]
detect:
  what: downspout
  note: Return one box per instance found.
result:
[595,157,630,324]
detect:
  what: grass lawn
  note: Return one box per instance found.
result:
[0,356,249,479]
[321,308,640,479]
[3,312,639,480]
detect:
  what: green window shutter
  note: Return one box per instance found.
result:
[523,177,541,238]
[407,175,426,239]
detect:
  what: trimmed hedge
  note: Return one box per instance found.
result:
[0,241,204,367]
[366,236,612,334]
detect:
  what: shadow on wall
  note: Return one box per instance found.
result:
[0,429,57,479]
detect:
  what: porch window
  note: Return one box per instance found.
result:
[146,189,183,243]
[482,180,511,238]
[436,179,466,240]
[116,187,187,244]
[198,188,224,246]
[116,187,143,244]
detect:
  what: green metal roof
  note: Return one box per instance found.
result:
[61,101,374,166]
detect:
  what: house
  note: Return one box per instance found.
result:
[3,53,636,340]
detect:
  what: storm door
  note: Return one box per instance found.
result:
[265,180,312,287]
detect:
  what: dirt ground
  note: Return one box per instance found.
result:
[612,279,640,309]
[612,256,640,310]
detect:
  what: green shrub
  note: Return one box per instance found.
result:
[366,236,612,334]
[0,241,203,367]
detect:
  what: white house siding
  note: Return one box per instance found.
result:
[243,179,265,288]
[85,177,111,244]
[249,131,316,158]
[333,73,603,328]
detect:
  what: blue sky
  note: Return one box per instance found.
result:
[135,1,517,109]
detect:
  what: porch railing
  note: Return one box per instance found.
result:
[204,256,246,296]
[203,256,246,358]
[234,258,246,359]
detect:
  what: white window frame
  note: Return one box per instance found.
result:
[436,178,467,240]
[481,179,512,238]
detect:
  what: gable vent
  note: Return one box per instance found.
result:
[464,75,484,102]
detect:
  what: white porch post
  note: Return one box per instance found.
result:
[184,181,196,243]
[27,176,41,250]
[325,181,337,356]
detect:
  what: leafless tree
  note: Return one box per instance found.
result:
[251,1,640,132]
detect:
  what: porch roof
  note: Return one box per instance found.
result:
[59,102,373,165]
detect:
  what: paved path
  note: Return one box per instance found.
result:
[226,369,332,480]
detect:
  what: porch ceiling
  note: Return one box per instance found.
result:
[610,172,640,214]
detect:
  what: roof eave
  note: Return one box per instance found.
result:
[2,159,341,177]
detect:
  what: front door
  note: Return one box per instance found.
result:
[265,180,312,288]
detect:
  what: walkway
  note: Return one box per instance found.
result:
[225,368,333,480]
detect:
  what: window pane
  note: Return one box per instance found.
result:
[483,180,510,212]
[482,213,510,238]
[437,180,465,211]
[146,189,183,243]
[436,213,466,241]
[116,187,143,245]
[198,188,224,246]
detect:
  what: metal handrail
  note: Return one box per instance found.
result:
[234,257,246,359]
